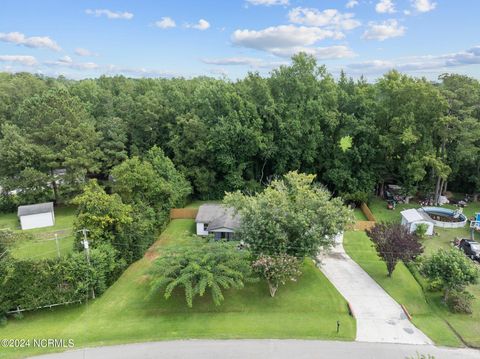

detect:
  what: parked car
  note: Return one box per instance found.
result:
[459,239,480,261]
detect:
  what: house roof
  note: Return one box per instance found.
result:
[18,202,54,217]
[400,208,424,223]
[196,204,241,230]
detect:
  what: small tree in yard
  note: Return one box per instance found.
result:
[149,242,255,307]
[422,249,479,304]
[224,171,353,259]
[252,254,302,297]
[366,222,423,277]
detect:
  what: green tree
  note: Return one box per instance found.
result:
[225,171,353,259]
[422,249,479,301]
[111,146,191,222]
[14,87,101,201]
[149,242,254,307]
[72,180,132,250]
[366,222,423,277]
[252,254,302,297]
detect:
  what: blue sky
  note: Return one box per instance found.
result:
[0,0,479,80]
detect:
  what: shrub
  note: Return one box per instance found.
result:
[422,249,479,304]
[415,223,429,239]
[149,242,255,307]
[252,254,302,297]
[446,290,474,314]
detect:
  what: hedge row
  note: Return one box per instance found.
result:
[0,243,124,316]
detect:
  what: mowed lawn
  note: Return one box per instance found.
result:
[350,197,480,347]
[343,230,462,347]
[0,219,355,359]
[0,206,76,260]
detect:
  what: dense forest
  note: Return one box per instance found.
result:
[1,53,479,208]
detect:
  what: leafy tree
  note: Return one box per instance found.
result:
[111,146,191,222]
[149,242,255,307]
[225,171,353,259]
[13,87,101,202]
[96,117,128,174]
[366,222,423,277]
[252,254,302,297]
[422,249,479,302]
[72,180,132,251]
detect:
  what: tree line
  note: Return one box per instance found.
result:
[1,53,480,208]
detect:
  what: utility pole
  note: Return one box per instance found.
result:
[54,233,60,258]
[77,228,95,299]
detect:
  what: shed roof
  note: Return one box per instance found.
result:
[18,202,54,217]
[400,208,424,223]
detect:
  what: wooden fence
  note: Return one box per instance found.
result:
[170,208,198,219]
[360,202,376,222]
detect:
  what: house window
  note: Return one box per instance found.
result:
[204,223,208,231]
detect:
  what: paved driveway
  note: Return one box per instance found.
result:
[31,340,480,359]
[317,235,432,344]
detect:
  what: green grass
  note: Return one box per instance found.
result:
[0,206,76,260]
[367,198,418,222]
[353,208,367,221]
[344,229,480,347]
[368,196,480,224]
[11,236,75,260]
[184,200,220,208]
[343,230,462,346]
[0,219,355,359]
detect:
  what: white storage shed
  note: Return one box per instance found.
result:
[400,208,434,236]
[17,202,55,230]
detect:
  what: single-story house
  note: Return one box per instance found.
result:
[195,204,241,240]
[400,208,434,236]
[17,202,55,230]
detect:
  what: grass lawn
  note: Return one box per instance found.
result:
[368,197,480,224]
[0,206,76,260]
[343,230,463,346]
[184,200,220,208]
[0,219,355,359]
[353,208,367,221]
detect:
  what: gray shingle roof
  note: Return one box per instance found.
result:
[195,204,241,231]
[18,202,54,217]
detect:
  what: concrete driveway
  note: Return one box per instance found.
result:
[31,340,480,359]
[317,235,433,344]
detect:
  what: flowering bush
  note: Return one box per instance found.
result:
[252,254,302,297]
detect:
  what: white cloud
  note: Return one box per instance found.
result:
[45,58,99,70]
[362,19,405,41]
[347,46,480,75]
[75,48,97,57]
[288,8,361,30]
[268,45,356,59]
[375,0,396,14]
[202,57,264,66]
[411,0,436,13]
[246,0,289,6]
[85,9,133,20]
[346,0,359,8]
[232,25,344,56]
[201,57,289,68]
[0,32,61,51]
[0,55,37,66]
[155,17,176,29]
[186,19,210,30]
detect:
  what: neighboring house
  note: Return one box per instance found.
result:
[400,208,434,235]
[17,202,55,230]
[195,204,241,240]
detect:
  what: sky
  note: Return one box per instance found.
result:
[0,0,479,81]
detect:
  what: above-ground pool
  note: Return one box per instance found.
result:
[420,206,467,229]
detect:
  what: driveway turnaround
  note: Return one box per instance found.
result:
[31,340,480,359]
[317,235,432,344]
